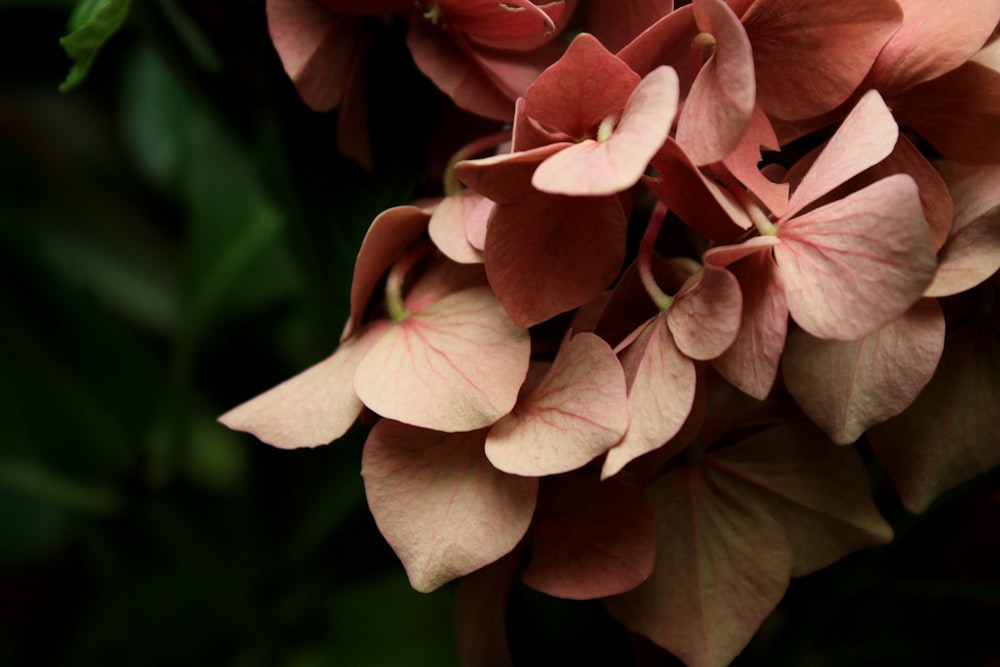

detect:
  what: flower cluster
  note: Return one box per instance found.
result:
[222,1,1000,664]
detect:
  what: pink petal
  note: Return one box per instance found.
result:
[608,420,891,665]
[428,194,486,264]
[785,90,899,218]
[524,33,640,137]
[532,66,679,196]
[361,421,538,592]
[868,315,1000,512]
[721,103,789,217]
[267,0,360,111]
[354,287,530,432]
[406,20,517,122]
[781,299,945,444]
[523,473,656,599]
[585,0,674,53]
[483,187,627,327]
[617,5,697,86]
[486,333,629,476]
[890,60,1000,165]
[925,162,1000,296]
[667,264,742,361]
[218,321,390,448]
[868,0,1000,94]
[344,206,430,340]
[602,315,697,479]
[776,174,936,340]
[675,0,755,165]
[742,0,902,120]
[708,248,788,400]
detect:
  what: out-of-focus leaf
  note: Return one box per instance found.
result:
[59,0,132,91]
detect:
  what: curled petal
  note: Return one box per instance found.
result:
[533,66,679,196]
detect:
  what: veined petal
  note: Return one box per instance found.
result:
[354,287,530,432]
[785,90,898,218]
[602,315,697,479]
[777,174,936,340]
[782,299,945,444]
[676,0,755,165]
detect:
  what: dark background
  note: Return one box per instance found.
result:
[1,2,998,665]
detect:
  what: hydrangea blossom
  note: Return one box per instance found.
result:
[223,2,1000,664]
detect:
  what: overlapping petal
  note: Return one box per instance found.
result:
[485,332,629,476]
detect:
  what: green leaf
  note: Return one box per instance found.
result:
[59,0,132,91]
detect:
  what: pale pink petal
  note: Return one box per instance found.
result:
[344,206,430,340]
[781,299,945,444]
[362,421,538,592]
[869,315,1000,512]
[464,194,493,250]
[354,287,530,432]
[267,0,360,111]
[676,0,755,165]
[924,162,1000,296]
[524,33,640,137]
[742,0,902,120]
[218,321,390,448]
[721,103,789,217]
[785,90,899,218]
[617,5,697,88]
[709,249,788,400]
[602,316,697,479]
[486,333,628,476]
[868,0,1000,94]
[605,464,792,667]
[777,174,936,340]
[428,194,486,264]
[523,473,656,599]
[925,209,1000,297]
[585,0,674,53]
[532,66,679,196]
[708,421,893,576]
[873,136,953,252]
[667,264,742,361]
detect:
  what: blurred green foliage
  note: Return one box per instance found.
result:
[0,2,997,666]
